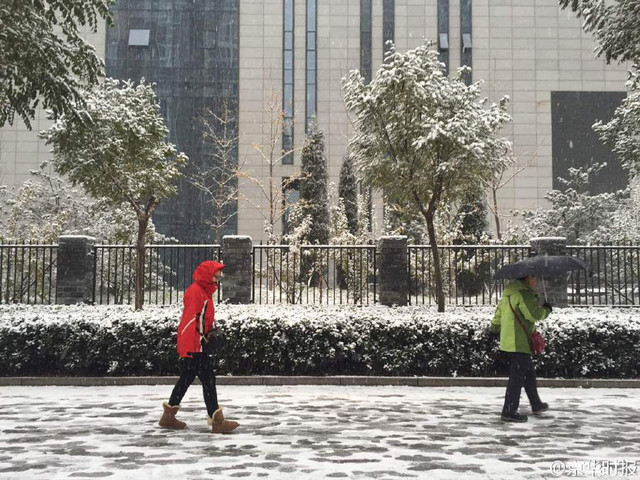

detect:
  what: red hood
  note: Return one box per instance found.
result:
[193,260,225,296]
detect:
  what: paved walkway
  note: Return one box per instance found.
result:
[0,385,639,479]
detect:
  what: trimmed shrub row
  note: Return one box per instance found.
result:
[0,304,639,378]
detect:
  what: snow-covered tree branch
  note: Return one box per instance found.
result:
[343,42,511,312]
[40,78,187,310]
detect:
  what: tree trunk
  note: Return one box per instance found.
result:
[134,216,149,311]
[492,187,502,241]
[425,214,445,313]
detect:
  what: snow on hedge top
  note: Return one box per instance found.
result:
[0,304,638,333]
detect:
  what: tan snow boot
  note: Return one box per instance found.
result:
[207,407,239,434]
[158,402,187,429]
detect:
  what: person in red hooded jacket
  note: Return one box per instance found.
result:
[158,260,239,433]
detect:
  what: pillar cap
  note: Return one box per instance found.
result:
[530,237,567,242]
[58,235,97,241]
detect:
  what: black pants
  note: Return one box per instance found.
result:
[168,353,219,417]
[502,352,544,416]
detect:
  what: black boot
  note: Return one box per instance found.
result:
[532,402,549,415]
[501,412,528,423]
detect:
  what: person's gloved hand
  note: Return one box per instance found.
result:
[543,302,552,313]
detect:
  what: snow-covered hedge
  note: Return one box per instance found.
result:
[0,304,638,378]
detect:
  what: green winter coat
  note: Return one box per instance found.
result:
[490,280,550,354]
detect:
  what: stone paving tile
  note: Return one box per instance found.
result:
[0,386,638,479]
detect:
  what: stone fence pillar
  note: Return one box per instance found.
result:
[56,235,96,305]
[530,236,567,308]
[222,236,252,304]
[378,236,408,306]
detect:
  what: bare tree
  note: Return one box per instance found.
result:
[248,89,300,241]
[190,102,247,244]
[481,150,534,241]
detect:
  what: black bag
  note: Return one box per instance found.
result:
[202,326,226,354]
[197,300,226,354]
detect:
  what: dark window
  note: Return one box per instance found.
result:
[460,0,472,85]
[283,0,295,163]
[306,0,317,131]
[360,0,372,84]
[551,91,628,194]
[438,0,449,75]
[383,0,394,59]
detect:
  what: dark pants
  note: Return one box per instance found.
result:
[168,353,219,417]
[502,352,544,416]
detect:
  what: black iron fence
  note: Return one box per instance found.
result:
[568,245,640,306]
[252,244,378,305]
[408,245,532,306]
[92,244,222,305]
[0,243,57,304]
[2,241,639,307]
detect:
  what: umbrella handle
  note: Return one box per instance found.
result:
[542,276,548,302]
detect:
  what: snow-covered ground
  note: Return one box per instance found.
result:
[0,385,638,479]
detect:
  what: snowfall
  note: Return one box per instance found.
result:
[0,384,639,480]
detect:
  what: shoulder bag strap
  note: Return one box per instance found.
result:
[507,295,533,348]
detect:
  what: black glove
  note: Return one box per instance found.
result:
[543,302,552,313]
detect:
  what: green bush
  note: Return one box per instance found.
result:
[0,304,638,378]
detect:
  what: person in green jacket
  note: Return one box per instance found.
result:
[491,275,552,422]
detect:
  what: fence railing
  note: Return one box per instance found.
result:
[3,241,639,307]
[0,244,57,304]
[92,244,222,305]
[252,244,378,305]
[568,245,640,306]
[408,245,532,306]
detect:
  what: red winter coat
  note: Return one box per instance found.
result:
[176,260,225,358]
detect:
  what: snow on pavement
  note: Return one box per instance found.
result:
[0,385,638,479]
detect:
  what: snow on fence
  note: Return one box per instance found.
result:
[0,243,57,304]
[568,245,640,306]
[1,241,639,307]
[92,244,222,305]
[251,244,378,305]
[407,245,532,306]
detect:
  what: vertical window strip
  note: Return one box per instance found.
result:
[283,0,295,164]
[460,0,472,85]
[306,0,317,131]
[437,0,449,75]
[360,0,372,84]
[383,0,394,59]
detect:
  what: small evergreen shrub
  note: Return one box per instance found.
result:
[0,304,638,378]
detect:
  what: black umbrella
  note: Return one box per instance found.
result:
[493,255,593,281]
[493,255,594,303]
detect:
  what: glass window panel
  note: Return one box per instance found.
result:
[462,33,472,50]
[307,32,316,49]
[285,31,293,50]
[284,69,293,85]
[128,29,150,46]
[306,88,316,115]
[283,86,293,114]
[361,0,372,31]
[439,33,449,50]
[306,50,316,71]
[307,0,316,30]
[284,0,294,31]
[284,50,293,69]
[383,0,394,51]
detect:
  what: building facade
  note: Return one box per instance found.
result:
[0,0,631,242]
